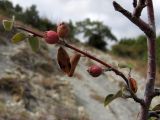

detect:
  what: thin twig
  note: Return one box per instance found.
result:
[16,25,144,105]
[133,0,137,8]
[113,1,153,37]
[133,0,146,18]
[149,110,160,118]
[151,88,160,98]
[16,25,129,85]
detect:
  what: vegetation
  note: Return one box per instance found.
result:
[76,18,117,51]
[0,0,116,50]
[112,35,160,66]
[1,0,160,120]
[0,0,56,31]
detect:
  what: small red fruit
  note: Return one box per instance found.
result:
[57,22,69,38]
[87,65,103,77]
[44,30,59,44]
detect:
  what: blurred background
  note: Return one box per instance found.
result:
[0,0,160,120]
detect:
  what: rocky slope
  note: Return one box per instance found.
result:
[0,23,159,120]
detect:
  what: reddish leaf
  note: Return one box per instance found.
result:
[68,53,81,77]
[57,47,71,74]
[129,77,138,93]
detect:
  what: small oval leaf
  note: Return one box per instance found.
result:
[129,77,138,93]
[118,63,134,69]
[57,47,71,74]
[104,94,115,106]
[2,20,14,31]
[28,37,40,52]
[104,89,122,106]
[12,32,26,43]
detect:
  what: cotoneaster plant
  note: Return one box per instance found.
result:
[2,0,160,119]
[44,30,59,44]
[87,65,103,77]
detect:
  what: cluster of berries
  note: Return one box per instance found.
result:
[43,23,137,93]
[43,23,103,78]
[44,22,69,44]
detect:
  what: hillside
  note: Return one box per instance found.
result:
[0,18,160,120]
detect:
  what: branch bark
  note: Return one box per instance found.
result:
[149,110,160,118]
[133,0,146,17]
[133,0,137,8]
[15,25,144,106]
[113,0,156,120]
[151,88,160,98]
[113,1,153,37]
[139,0,156,119]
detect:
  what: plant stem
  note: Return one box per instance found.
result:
[138,0,156,119]
[16,25,144,105]
[113,0,156,119]
[16,26,129,85]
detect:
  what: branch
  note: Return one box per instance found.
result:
[129,90,145,106]
[65,43,128,81]
[16,25,144,105]
[146,0,156,31]
[16,26,44,37]
[133,0,146,18]
[133,0,137,8]
[151,88,160,98]
[16,25,130,85]
[144,0,156,105]
[113,1,153,37]
[149,110,160,118]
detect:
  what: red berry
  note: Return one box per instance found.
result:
[44,30,59,44]
[87,65,103,77]
[57,22,69,38]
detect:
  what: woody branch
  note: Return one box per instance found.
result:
[113,0,156,119]
[15,25,144,106]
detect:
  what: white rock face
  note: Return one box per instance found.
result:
[49,45,145,120]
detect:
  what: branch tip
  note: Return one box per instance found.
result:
[113,1,122,11]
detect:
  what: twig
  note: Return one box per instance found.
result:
[151,88,160,98]
[133,0,137,8]
[129,90,145,106]
[113,1,153,37]
[133,0,146,18]
[16,26,44,37]
[113,1,156,119]
[16,25,144,105]
[148,110,160,118]
[16,25,129,85]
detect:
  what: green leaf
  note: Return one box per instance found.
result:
[118,63,134,69]
[104,94,114,106]
[2,20,14,31]
[127,63,134,69]
[11,32,26,43]
[152,104,160,111]
[104,89,122,106]
[28,37,40,52]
